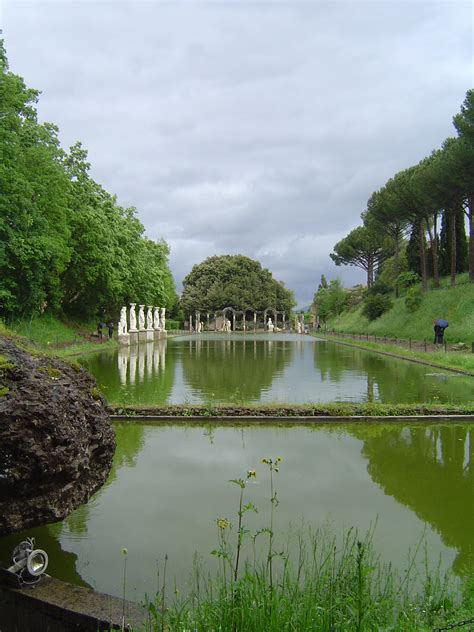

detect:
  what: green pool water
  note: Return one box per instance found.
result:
[77,333,474,405]
[2,422,472,600]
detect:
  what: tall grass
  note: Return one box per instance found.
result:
[142,462,474,631]
[9,315,80,345]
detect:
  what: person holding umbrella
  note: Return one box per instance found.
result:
[433,318,448,344]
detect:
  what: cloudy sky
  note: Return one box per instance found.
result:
[2,1,472,307]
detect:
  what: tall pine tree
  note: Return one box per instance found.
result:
[438,208,468,276]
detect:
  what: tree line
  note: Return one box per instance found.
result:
[0,41,176,323]
[329,90,474,293]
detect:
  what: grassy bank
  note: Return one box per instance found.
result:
[1,315,118,357]
[144,532,474,631]
[142,463,474,631]
[328,274,474,343]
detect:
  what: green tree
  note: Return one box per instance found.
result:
[0,40,72,318]
[438,206,468,276]
[330,225,394,288]
[180,255,295,315]
[406,223,428,277]
[312,278,348,321]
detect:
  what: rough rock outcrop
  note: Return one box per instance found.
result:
[0,337,115,536]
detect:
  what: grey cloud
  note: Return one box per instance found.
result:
[3,0,472,307]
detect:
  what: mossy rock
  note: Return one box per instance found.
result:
[0,336,115,536]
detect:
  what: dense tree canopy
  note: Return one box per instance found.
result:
[180,255,296,314]
[330,90,473,293]
[0,41,176,321]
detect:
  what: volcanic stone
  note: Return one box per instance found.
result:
[0,337,115,536]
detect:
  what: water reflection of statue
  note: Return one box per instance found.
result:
[138,346,145,381]
[267,318,274,333]
[129,303,137,332]
[160,307,166,332]
[119,306,128,335]
[129,347,137,384]
[153,307,161,330]
[146,306,154,330]
[118,347,128,385]
[146,343,153,377]
[138,305,146,331]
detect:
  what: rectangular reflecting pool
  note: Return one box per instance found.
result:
[2,422,472,600]
[77,333,474,405]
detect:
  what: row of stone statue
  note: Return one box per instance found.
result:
[118,303,166,334]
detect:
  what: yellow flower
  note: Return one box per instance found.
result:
[122,547,128,556]
[276,457,283,463]
[247,469,256,478]
[261,458,269,464]
[217,518,231,530]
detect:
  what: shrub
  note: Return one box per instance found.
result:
[362,294,393,321]
[405,286,423,312]
[368,280,393,296]
[396,271,420,294]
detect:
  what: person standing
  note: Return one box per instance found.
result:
[107,321,114,340]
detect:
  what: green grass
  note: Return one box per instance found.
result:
[8,314,80,345]
[329,276,474,344]
[142,535,474,631]
[141,463,474,631]
[1,315,118,357]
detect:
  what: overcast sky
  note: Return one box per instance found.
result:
[2,1,472,307]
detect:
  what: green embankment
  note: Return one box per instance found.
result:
[329,275,474,343]
[2,316,117,357]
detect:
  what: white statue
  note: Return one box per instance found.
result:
[296,321,302,334]
[267,317,275,333]
[146,306,154,330]
[160,307,166,332]
[197,321,203,333]
[129,303,137,331]
[153,306,161,330]
[119,306,128,335]
[138,305,146,331]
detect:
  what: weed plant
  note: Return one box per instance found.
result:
[141,460,473,631]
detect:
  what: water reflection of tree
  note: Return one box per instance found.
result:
[355,424,473,576]
[80,340,176,406]
[181,338,292,402]
[313,342,474,404]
